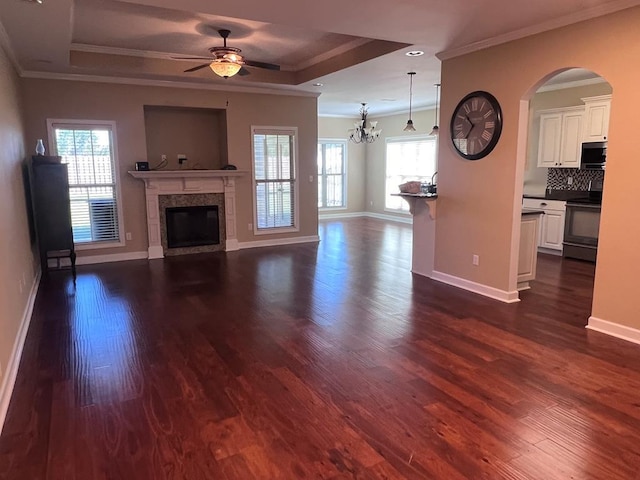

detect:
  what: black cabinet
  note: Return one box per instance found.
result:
[30,156,76,279]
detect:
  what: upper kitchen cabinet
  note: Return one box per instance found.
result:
[537,106,584,168]
[581,95,611,142]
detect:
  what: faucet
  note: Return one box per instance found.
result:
[431,171,438,185]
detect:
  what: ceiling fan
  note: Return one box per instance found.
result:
[174,29,281,78]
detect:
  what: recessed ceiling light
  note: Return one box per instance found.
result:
[406,51,424,57]
[24,0,43,4]
[313,83,323,87]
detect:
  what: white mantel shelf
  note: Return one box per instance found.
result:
[129,169,246,258]
[128,169,248,180]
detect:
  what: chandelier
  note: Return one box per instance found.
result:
[348,103,381,144]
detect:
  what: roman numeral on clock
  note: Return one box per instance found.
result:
[481,130,492,141]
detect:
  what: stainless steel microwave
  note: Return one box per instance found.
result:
[580,141,607,170]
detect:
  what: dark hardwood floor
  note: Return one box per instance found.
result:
[1,217,640,479]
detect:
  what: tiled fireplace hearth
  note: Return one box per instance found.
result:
[129,170,246,259]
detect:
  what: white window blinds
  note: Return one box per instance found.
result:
[253,129,297,231]
[51,123,121,244]
[317,140,346,208]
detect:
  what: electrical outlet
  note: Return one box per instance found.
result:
[248,223,253,231]
[472,254,480,266]
[126,232,132,241]
[370,201,374,206]
[567,176,573,186]
[309,175,314,183]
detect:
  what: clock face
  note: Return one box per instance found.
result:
[450,91,503,160]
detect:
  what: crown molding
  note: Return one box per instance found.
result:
[0,19,22,75]
[537,76,607,93]
[20,70,321,98]
[437,0,640,60]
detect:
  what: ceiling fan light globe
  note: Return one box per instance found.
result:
[210,61,242,78]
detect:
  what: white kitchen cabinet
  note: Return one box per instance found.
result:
[537,107,584,168]
[582,95,611,142]
[522,198,566,253]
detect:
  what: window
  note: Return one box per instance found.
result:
[252,127,298,233]
[317,140,347,209]
[47,120,124,247]
[385,136,437,212]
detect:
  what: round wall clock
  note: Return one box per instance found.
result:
[450,91,503,160]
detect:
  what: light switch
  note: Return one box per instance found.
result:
[309,175,314,183]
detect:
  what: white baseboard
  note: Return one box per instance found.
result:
[319,211,366,220]
[0,269,41,435]
[363,212,413,224]
[431,270,520,303]
[76,251,148,265]
[238,235,320,250]
[538,247,563,256]
[586,317,640,346]
[318,211,413,225]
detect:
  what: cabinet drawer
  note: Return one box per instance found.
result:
[523,198,566,211]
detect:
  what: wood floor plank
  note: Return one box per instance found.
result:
[1,217,640,479]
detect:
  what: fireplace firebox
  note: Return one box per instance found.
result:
[166,205,220,248]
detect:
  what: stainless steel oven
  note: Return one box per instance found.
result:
[563,201,601,262]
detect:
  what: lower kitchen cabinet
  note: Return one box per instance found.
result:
[522,198,566,254]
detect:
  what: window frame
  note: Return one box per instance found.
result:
[46,118,125,250]
[384,134,438,214]
[317,138,348,211]
[250,126,300,236]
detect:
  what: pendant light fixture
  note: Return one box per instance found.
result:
[429,83,441,136]
[404,72,417,132]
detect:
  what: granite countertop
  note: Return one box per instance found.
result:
[523,190,588,201]
[392,193,438,199]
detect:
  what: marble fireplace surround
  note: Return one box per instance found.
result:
[128,170,246,259]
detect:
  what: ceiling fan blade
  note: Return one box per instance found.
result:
[172,56,213,60]
[238,67,251,76]
[243,59,280,71]
[184,63,211,73]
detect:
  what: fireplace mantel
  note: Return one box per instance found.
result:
[129,169,247,258]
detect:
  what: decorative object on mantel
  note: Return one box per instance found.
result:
[35,139,45,156]
[404,72,417,132]
[348,103,382,144]
[221,164,237,170]
[429,83,441,136]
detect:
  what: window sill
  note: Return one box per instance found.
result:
[75,239,125,251]
[253,226,300,236]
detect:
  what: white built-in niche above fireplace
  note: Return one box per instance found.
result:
[128,170,246,259]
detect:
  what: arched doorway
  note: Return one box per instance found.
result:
[513,68,612,316]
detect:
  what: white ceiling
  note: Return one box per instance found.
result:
[1,0,637,116]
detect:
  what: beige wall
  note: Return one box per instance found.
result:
[317,117,366,213]
[437,7,640,329]
[0,46,35,381]
[21,79,319,256]
[524,81,612,195]
[144,106,228,170]
[365,108,437,216]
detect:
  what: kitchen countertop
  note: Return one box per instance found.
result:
[524,189,602,205]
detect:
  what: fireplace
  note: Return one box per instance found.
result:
[166,205,220,248]
[158,193,226,256]
[128,169,242,259]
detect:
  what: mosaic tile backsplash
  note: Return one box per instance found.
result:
[547,168,604,191]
